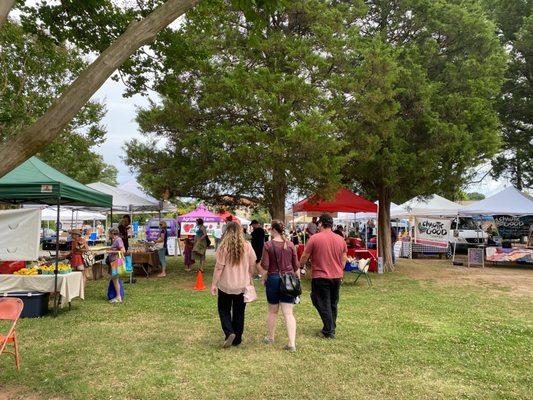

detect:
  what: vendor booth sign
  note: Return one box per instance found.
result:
[494,215,532,240]
[0,209,40,261]
[415,218,451,248]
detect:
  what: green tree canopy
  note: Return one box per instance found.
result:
[125,0,348,219]
[330,0,506,269]
[483,0,532,190]
[0,20,117,184]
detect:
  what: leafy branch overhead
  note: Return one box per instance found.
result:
[125,0,347,219]
[0,20,117,185]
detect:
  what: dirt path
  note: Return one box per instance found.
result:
[0,386,42,400]
[396,258,533,296]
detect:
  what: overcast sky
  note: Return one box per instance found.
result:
[90,77,151,185]
[92,76,511,197]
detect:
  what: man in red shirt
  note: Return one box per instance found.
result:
[300,213,347,339]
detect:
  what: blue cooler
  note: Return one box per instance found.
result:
[3,292,49,318]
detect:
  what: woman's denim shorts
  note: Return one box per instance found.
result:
[265,274,295,304]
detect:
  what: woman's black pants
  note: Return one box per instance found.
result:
[217,290,246,345]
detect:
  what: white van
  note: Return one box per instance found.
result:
[447,217,488,257]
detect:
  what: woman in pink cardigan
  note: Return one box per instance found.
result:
[211,222,256,348]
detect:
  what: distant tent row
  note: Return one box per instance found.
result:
[87,182,160,212]
[292,186,533,221]
[391,187,533,218]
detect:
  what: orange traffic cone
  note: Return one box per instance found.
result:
[194,270,206,291]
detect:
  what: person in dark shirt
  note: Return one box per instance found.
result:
[391,225,398,264]
[118,215,131,251]
[250,220,266,267]
[333,225,344,238]
[290,230,299,246]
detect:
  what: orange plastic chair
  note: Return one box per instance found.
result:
[0,298,24,370]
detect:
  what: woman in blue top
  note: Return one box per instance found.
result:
[192,218,208,272]
[156,220,169,277]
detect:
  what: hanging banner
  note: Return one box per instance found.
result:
[166,236,177,256]
[493,215,533,240]
[0,209,41,261]
[415,217,451,248]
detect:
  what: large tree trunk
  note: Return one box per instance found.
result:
[267,169,287,221]
[269,193,286,221]
[377,185,394,272]
[0,0,201,177]
[0,0,15,28]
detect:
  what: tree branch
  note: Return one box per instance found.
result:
[0,0,15,28]
[0,0,202,177]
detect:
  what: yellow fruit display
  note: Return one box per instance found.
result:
[39,263,72,274]
[13,267,39,276]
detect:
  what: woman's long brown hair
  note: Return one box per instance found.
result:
[218,222,246,265]
[271,220,288,250]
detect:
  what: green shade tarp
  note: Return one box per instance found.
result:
[0,157,112,207]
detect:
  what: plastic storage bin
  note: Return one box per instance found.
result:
[2,292,49,318]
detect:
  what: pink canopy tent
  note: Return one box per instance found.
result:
[177,204,223,223]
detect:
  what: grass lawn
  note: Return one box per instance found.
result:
[1,257,532,400]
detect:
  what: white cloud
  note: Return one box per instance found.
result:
[89,78,152,184]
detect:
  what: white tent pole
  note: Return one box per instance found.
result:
[452,213,458,264]
[376,203,379,260]
[365,220,368,247]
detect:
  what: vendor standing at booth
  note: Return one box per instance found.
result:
[305,217,318,241]
[69,229,89,287]
[156,220,169,278]
[193,218,208,272]
[118,215,131,251]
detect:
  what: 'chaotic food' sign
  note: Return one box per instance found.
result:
[415,218,451,248]
[493,215,532,239]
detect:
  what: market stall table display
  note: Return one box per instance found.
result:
[0,271,84,308]
[0,157,112,316]
[485,247,533,265]
[88,246,110,280]
[347,248,378,272]
[296,243,378,272]
[129,247,160,277]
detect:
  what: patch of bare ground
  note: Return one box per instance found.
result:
[0,385,63,400]
[395,258,533,296]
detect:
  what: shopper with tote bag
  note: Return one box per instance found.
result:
[259,220,301,352]
[211,222,256,348]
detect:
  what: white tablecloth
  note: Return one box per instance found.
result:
[0,272,84,307]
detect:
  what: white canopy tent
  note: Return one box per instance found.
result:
[337,201,401,220]
[40,207,107,222]
[119,179,177,212]
[87,182,160,212]
[236,216,251,225]
[391,194,461,218]
[459,187,533,216]
[119,179,159,203]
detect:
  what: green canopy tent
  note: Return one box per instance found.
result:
[0,157,112,207]
[0,157,113,316]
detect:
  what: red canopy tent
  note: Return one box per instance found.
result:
[217,210,241,224]
[292,188,377,213]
